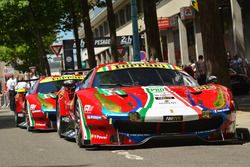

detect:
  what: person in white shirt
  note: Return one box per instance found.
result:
[15,75,29,91]
[6,74,17,111]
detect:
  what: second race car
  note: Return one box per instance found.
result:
[15,75,84,131]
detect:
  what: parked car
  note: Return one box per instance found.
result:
[15,75,84,130]
[57,62,237,148]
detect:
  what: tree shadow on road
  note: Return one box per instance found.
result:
[0,115,15,130]
[86,136,249,151]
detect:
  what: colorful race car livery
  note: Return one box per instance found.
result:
[56,62,236,147]
[15,75,84,130]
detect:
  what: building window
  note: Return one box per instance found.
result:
[99,25,104,37]
[119,9,125,26]
[125,4,131,22]
[104,21,109,35]
[115,13,120,28]
[94,28,99,37]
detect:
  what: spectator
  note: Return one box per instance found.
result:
[195,55,207,85]
[15,75,29,91]
[230,55,243,74]
[6,74,17,111]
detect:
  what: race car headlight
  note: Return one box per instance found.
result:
[129,112,140,121]
[95,93,121,112]
[202,109,212,119]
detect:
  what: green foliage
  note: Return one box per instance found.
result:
[0,0,64,71]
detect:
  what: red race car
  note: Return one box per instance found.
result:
[57,62,237,147]
[15,75,84,131]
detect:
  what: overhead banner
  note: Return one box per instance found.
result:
[63,40,75,70]
[82,35,134,48]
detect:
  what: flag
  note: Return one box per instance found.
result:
[191,0,199,12]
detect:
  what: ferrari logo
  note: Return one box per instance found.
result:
[191,0,199,12]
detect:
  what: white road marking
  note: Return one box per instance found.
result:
[111,150,144,160]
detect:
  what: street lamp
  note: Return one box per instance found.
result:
[130,0,140,61]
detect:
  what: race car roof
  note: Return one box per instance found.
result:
[40,75,85,83]
[96,62,182,73]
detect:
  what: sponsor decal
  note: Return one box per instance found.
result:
[194,85,216,91]
[87,115,102,120]
[17,113,24,117]
[30,104,36,110]
[159,100,177,105]
[155,96,175,100]
[84,105,94,113]
[36,123,46,126]
[215,107,230,113]
[97,88,127,96]
[163,116,183,122]
[148,87,165,93]
[41,76,84,83]
[97,62,181,72]
[91,134,107,140]
[32,110,41,113]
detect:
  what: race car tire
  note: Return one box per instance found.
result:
[56,101,64,138]
[26,115,31,132]
[75,101,84,148]
[14,112,21,127]
[76,126,84,148]
[236,128,250,142]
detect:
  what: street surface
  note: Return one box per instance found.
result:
[1,106,250,167]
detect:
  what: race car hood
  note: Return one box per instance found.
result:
[37,93,57,111]
[88,84,232,122]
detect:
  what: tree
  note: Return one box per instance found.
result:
[0,0,64,74]
[80,0,96,68]
[142,0,163,61]
[198,0,231,87]
[106,0,119,62]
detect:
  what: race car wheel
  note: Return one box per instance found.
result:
[75,102,84,148]
[26,115,31,132]
[56,101,63,138]
[236,128,250,142]
[14,112,20,127]
[76,126,84,148]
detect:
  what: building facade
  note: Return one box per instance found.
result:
[78,0,250,67]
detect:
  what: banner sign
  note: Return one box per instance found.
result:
[82,35,134,48]
[180,7,195,20]
[63,40,75,70]
[158,17,170,29]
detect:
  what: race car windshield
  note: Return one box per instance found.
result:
[92,68,198,88]
[37,81,65,93]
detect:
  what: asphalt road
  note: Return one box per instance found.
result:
[1,110,250,167]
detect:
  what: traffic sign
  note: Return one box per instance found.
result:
[50,45,63,57]
[140,51,147,61]
[117,47,126,57]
